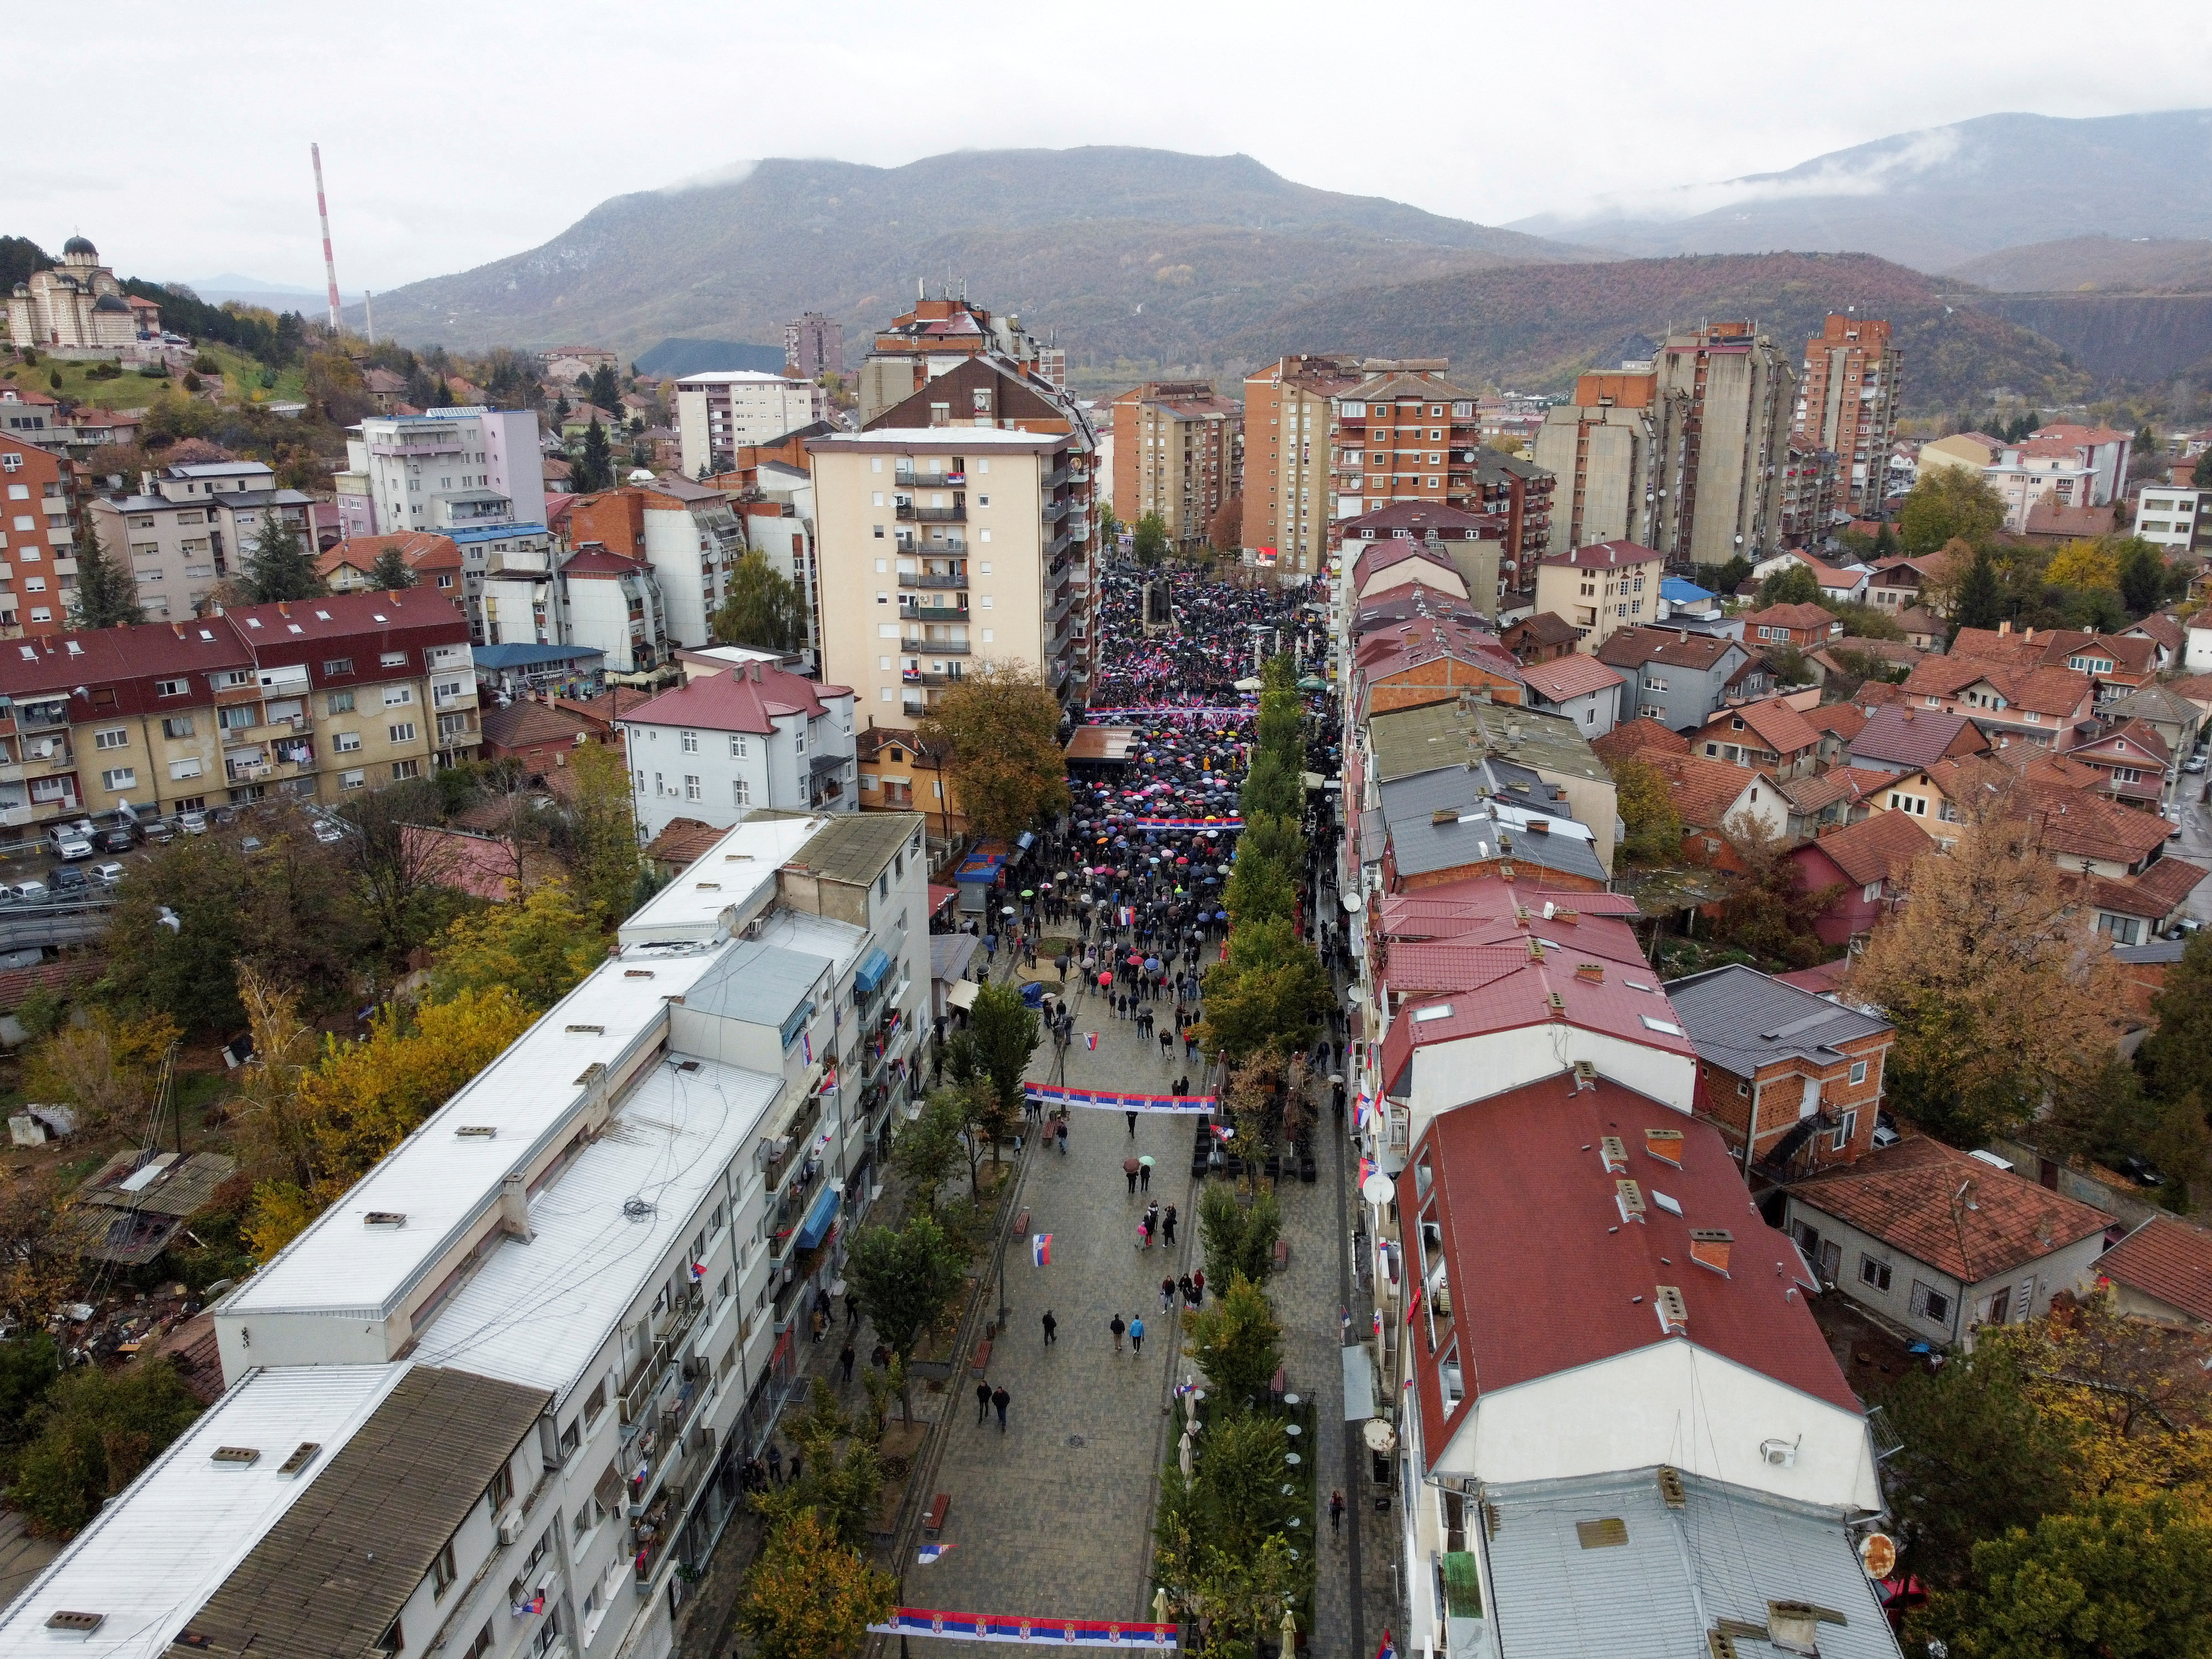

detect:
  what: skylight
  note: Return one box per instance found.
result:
[1411,1004,1454,1023]
[1651,1190,1683,1215]
[1640,1016,1684,1035]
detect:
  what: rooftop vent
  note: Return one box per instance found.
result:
[1545,991,1566,1014]
[1573,1060,1598,1091]
[363,1212,406,1229]
[695,881,722,891]
[1689,1229,1734,1276]
[566,1024,606,1035]
[1574,1517,1627,1550]
[211,1446,261,1467]
[1657,1466,1686,1507]
[1431,808,1458,826]
[455,1125,497,1140]
[1598,1135,1628,1172]
[1527,938,1544,960]
[1644,1127,1683,1166]
[575,1062,606,1087]
[1553,907,1578,922]
[46,1611,106,1636]
[1615,1180,1646,1222]
[276,1442,321,1477]
[623,969,656,979]
[1655,1285,1689,1332]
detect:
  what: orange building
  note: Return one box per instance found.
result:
[1796,315,1901,520]
[1110,382,1240,552]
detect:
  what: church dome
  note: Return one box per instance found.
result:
[62,235,97,257]
[93,293,129,313]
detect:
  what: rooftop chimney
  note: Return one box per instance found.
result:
[1688,1229,1733,1276]
[498,1172,533,1241]
[1644,1126,1683,1166]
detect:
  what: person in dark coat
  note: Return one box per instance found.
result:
[976,1379,993,1425]
[992,1384,1010,1432]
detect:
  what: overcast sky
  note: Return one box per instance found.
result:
[11,0,2210,295]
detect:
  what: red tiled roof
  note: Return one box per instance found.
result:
[1801,810,1933,887]
[1775,959,1854,996]
[1779,765,1892,817]
[2127,614,2186,653]
[1792,1136,2110,1282]
[560,548,651,578]
[2075,718,2173,767]
[1592,717,1690,762]
[315,531,462,579]
[1742,602,1838,633]
[622,660,842,735]
[644,817,728,870]
[480,700,596,752]
[1701,696,1821,756]
[1650,752,1765,830]
[1541,538,1664,569]
[1595,626,1741,672]
[1378,955,1693,1096]
[401,825,517,904]
[1851,705,1986,770]
[1411,1073,1859,1463]
[1804,703,1868,743]
[2097,1214,2212,1324]
[2119,857,2209,914]
[1503,612,1581,648]
[1353,540,1461,591]
[1516,653,1623,702]
[2019,780,2172,867]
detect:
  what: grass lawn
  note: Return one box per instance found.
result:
[1,353,175,411]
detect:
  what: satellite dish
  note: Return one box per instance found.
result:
[1859,1532,1897,1579]
[1361,1172,1396,1206]
[1361,1418,1397,1453]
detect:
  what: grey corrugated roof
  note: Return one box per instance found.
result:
[1379,778,1606,884]
[1662,962,1891,1074]
[1482,1467,1901,1659]
[792,811,920,885]
[683,939,832,1029]
[2113,938,2190,964]
[931,931,979,984]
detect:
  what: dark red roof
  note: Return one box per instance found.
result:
[1405,1072,1860,1470]
[622,660,847,735]
[1378,956,1694,1097]
[2098,1214,2212,1324]
[1541,539,1663,569]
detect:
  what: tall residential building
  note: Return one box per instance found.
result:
[87,461,315,623]
[1532,372,1660,552]
[809,379,1097,722]
[674,372,830,478]
[335,406,549,543]
[854,292,1058,425]
[1110,381,1241,551]
[783,311,846,380]
[1795,314,1902,521]
[1651,322,1796,566]
[1242,354,1367,577]
[1328,364,1482,525]
[0,426,78,636]
[564,477,745,649]
[1471,448,1555,598]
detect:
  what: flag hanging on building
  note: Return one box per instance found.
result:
[1033,1233,1052,1267]
[1375,1632,1398,1659]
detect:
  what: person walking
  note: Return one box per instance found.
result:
[992,1384,1010,1433]
[1124,1162,1140,1196]
[1056,1118,1069,1156]
[1160,1276,1176,1313]
[1191,1268,1205,1306]
[1126,1109,1139,1137]
[1162,1204,1177,1246]
[1145,1201,1160,1239]
[1178,1274,1195,1307]
[1138,1159,1152,1192]
[1129,1314,1146,1357]
[1042,1309,1058,1345]
[1138,1218,1151,1250]
[839,1342,855,1386]
[1110,1313,1126,1354]
[766,1443,784,1485]
[975,1379,992,1425]
[844,1290,860,1327]
[1330,1491,1347,1536]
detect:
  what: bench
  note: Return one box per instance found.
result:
[1014,1208,1030,1236]
[1273,1238,1291,1271]
[970,1339,993,1375]
[923,1493,951,1537]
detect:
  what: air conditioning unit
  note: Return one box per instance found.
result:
[498,1509,524,1546]
[1760,1437,1799,1469]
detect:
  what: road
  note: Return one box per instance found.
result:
[2169,778,2212,928]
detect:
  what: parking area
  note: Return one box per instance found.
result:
[0,799,348,908]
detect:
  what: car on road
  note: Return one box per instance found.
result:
[9,880,49,902]
[91,862,125,888]
[92,826,135,853]
[2187,755,2207,775]
[49,865,88,896]
[178,811,208,835]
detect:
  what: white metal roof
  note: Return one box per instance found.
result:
[223,943,731,1319]
[752,908,867,978]
[0,1364,407,1658]
[616,815,830,945]
[813,427,1063,446]
[672,371,805,386]
[407,1054,785,1402]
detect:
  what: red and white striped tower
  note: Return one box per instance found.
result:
[311,142,342,333]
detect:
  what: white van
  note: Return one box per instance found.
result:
[47,825,92,860]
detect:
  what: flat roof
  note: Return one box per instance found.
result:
[807,429,1065,452]
[674,370,808,385]
[0,1364,409,1658]
[617,814,831,945]
[790,811,920,886]
[1369,697,1612,785]
[408,1053,785,1402]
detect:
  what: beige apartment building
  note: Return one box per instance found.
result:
[1242,354,1367,576]
[1110,382,1241,551]
[1532,372,1660,550]
[1533,539,1667,653]
[1651,322,1796,566]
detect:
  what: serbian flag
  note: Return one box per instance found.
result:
[1375,1632,1398,1659]
[1210,1122,1235,1141]
[1033,1233,1052,1267]
[916,1543,953,1563]
[688,1259,705,1284]
[513,1592,545,1618]
[1086,1032,1098,1051]
[1373,1308,1384,1340]
[802,1031,812,1065]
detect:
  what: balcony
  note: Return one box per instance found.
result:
[367,439,462,458]
[1040,465,1071,491]
[14,700,70,733]
[906,639,970,657]
[1046,527,1073,559]
[618,1287,703,1425]
[758,1089,825,1193]
[901,670,951,688]
[898,571,967,589]
[895,469,966,488]
[899,503,966,523]
[1041,497,1071,524]
[900,599,969,622]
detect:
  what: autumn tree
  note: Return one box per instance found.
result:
[712,550,811,653]
[1613,755,1685,865]
[752,1380,884,1551]
[70,523,144,629]
[8,1359,203,1538]
[1850,800,2125,1145]
[1208,492,1244,553]
[736,1508,896,1659]
[2044,538,2121,593]
[552,740,643,920]
[426,878,603,1013]
[1183,1272,1284,1411]
[1712,813,1845,971]
[22,1009,180,1138]
[917,662,1069,839]
[1900,466,2007,556]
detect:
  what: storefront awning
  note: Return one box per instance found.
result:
[795,1185,841,1252]
[946,978,981,1011]
[854,946,894,997]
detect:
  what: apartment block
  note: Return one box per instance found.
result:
[85,461,319,623]
[0,589,476,826]
[1329,365,1484,526]
[1533,539,1666,652]
[1531,372,1659,552]
[2135,482,2210,552]
[1651,322,1796,566]
[1796,314,1902,520]
[1243,354,1366,576]
[0,427,75,635]
[619,658,858,837]
[1110,381,1240,551]
[335,406,549,542]
[783,311,846,380]
[3,812,930,1659]
[853,292,1059,425]
[674,372,830,478]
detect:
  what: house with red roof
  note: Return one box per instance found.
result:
[1788,810,1935,946]
[316,532,464,598]
[1741,602,1841,651]
[617,659,855,838]
[2098,1214,2212,1332]
[1847,703,1990,774]
[1645,752,1786,863]
[1693,696,1823,780]
[1497,610,1579,665]
[1339,503,1506,613]
[2066,718,2173,810]
[1349,539,1470,605]
[1352,618,1525,719]
[1784,1137,2111,1347]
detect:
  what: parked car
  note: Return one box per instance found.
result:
[313,820,346,844]
[93,826,135,853]
[10,880,49,902]
[46,825,92,860]
[141,816,175,846]
[238,837,264,857]
[49,865,88,896]
[178,811,208,835]
[2117,1153,2166,1188]
[2187,755,2206,775]
[1870,1111,1901,1151]
[208,805,235,827]
[90,862,126,888]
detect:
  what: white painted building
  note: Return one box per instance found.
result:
[2133,482,2209,554]
[35,812,936,1659]
[337,408,549,541]
[674,373,827,478]
[619,659,857,838]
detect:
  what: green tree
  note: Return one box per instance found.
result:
[572,417,613,494]
[368,545,418,590]
[1613,755,1685,865]
[737,1508,896,1659]
[1133,510,1170,566]
[1197,1181,1281,1286]
[2140,929,2212,1115]
[1912,1495,2212,1659]
[2115,537,2169,617]
[917,663,1069,838]
[9,1359,203,1538]
[890,1086,969,1214]
[2194,450,2212,488]
[69,523,144,629]
[0,1333,60,1443]
[242,512,326,603]
[1196,916,1328,1062]
[753,1380,884,1551]
[1827,601,1906,641]
[426,879,602,1012]
[1901,466,2008,555]
[1182,1271,1284,1412]
[1756,563,1822,607]
[554,741,642,920]
[1954,544,2005,633]
[711,550,811,652]
[587,363,621,412]
[845,1213,966,1418]
[967,980,1040,1153]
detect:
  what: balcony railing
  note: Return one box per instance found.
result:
[906,640,970,656]
[367,440,462,458]
[899,504,966,523]
[895,469,966,488]
[899,571,967,589]
[1041,498,1071,524]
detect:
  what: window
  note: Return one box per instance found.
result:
[684,774,702,801]
[1910,1280,1952,1326]
[572,1497,599,1543]
[322,657,354,677]
[462,1626,493,1659]
[1863,881,1882,903]
[220,705,254,731]
[1849,1060,1868,1086]
[156,677,188,697]
[430,1541,458,1598]
[793,726,806,755]
[392,759,421,779]
[380,651,408,669]
[729,735,748,758]
[340,768,366,790]
[383,685,414,706]
[100,767,137,792]
[1859,1255,1893,1292]
[168,757,204,781]
[1830,1109,1856,1152]
[377,1618,405,1655]
[161,715,195,739]
[486,1459,515,1514]
[733,778,751,807]
[583,1378,608,1425]
[327,691,356,715]
[680,729,698,752]
[334,731,362,753]
[389,722,417,744]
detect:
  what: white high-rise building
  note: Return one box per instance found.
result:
[674,373,829,478]
[335,408,549,541]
